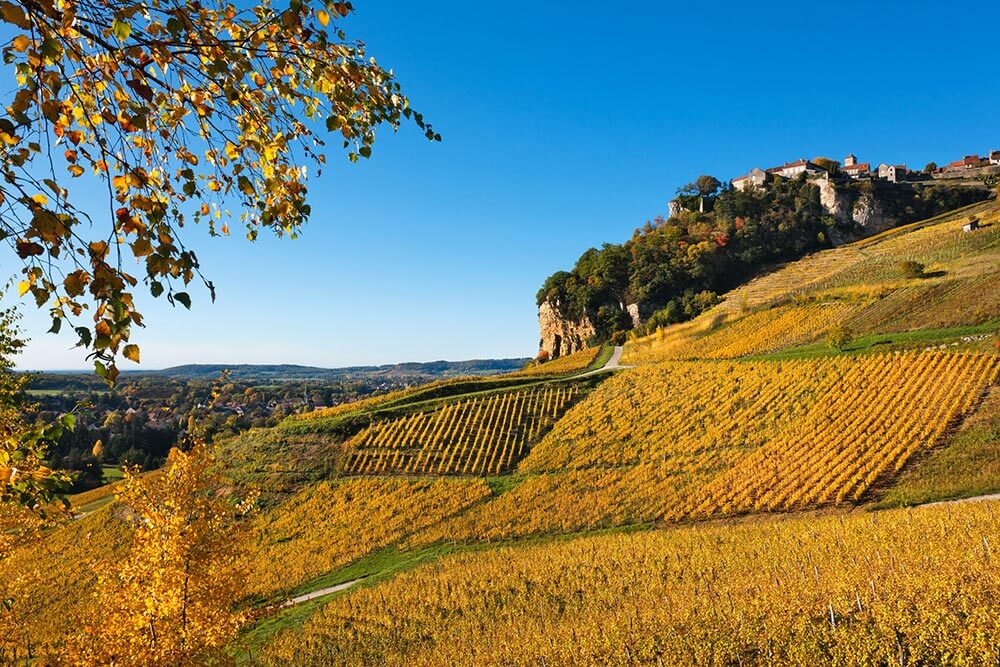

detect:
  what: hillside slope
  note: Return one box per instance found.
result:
[236,200,1000,660]
[4,200,999,663]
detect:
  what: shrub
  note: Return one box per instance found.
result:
[643,302,680,334]
[825,324,853,351]
[898,260,925,279]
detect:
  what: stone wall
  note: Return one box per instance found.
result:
[538,300,596,359]
[934,164,1000,180]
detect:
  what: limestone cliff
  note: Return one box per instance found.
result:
[816,177,892,243]
[538,301,596,359]
[850,193,889,234]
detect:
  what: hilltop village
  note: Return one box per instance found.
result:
[730,148,1000,190]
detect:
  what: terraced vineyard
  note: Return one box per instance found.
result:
[343,385,582,475]
[675,352,999,519]
[625,301,855,363]
[245,477,491,597]
[845,272,1000,334]
[411,352,998,542]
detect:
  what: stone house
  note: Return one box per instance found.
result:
[878,163,908,183]
[768,159,825,179]
[731,167,768,191]
[842,161,871,179]
[844,154,859,167]
[946,155,982,172]
[989,150,1000,166]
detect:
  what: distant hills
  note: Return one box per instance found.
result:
[140,358,531,382]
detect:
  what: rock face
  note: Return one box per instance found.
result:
[626,303,642,328]
[816,176,852,226]
[816,177,891,242]
[538,300,596,359]
[851,193,889,234]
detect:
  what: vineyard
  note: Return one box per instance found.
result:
[0,505,133,658]
[675,352,999,519]
[409,352,997,542]
[624,301,856,363]
[342,385,582,476]
[245,477,490,597]
[291,375,530,423]
[511,346,601,376]
[410,463,714,545]
[262,499,1000,666]
[720,200,997,314]
[845,271,1000,335]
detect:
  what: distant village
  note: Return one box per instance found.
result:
[731,148,1000,190]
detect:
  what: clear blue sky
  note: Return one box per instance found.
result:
[9,0,1000,369]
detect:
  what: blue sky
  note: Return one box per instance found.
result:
[9,1,1000,369]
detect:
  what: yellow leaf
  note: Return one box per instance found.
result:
[316,9,330,26]
[0,4,28,27]
[68,164,85,177]
[17,280,30,297]
[11,35,29,52]
[123,344,140,363]
[31,193,47,206]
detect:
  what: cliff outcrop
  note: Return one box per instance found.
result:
[816,176,890,240]
[538,301,596,359]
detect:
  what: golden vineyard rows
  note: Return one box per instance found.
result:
[677,351,999,519]
[511,346,600,376]
[263,500,1000,666]
[845,272,1000,335]
[623,301,854,364]
[245,477,490,597]
[411,352,997,543]
[0,505,132,657]
[343,385,580,476]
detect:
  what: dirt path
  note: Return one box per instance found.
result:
[923,492,1000,508]
[578,346,628,377]
[282,579,362,607]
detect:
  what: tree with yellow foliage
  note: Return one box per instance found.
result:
[0,299,72,559]
[65,444,256,666]
[2,0,439,380]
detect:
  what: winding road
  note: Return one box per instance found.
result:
[578,345,628,377]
